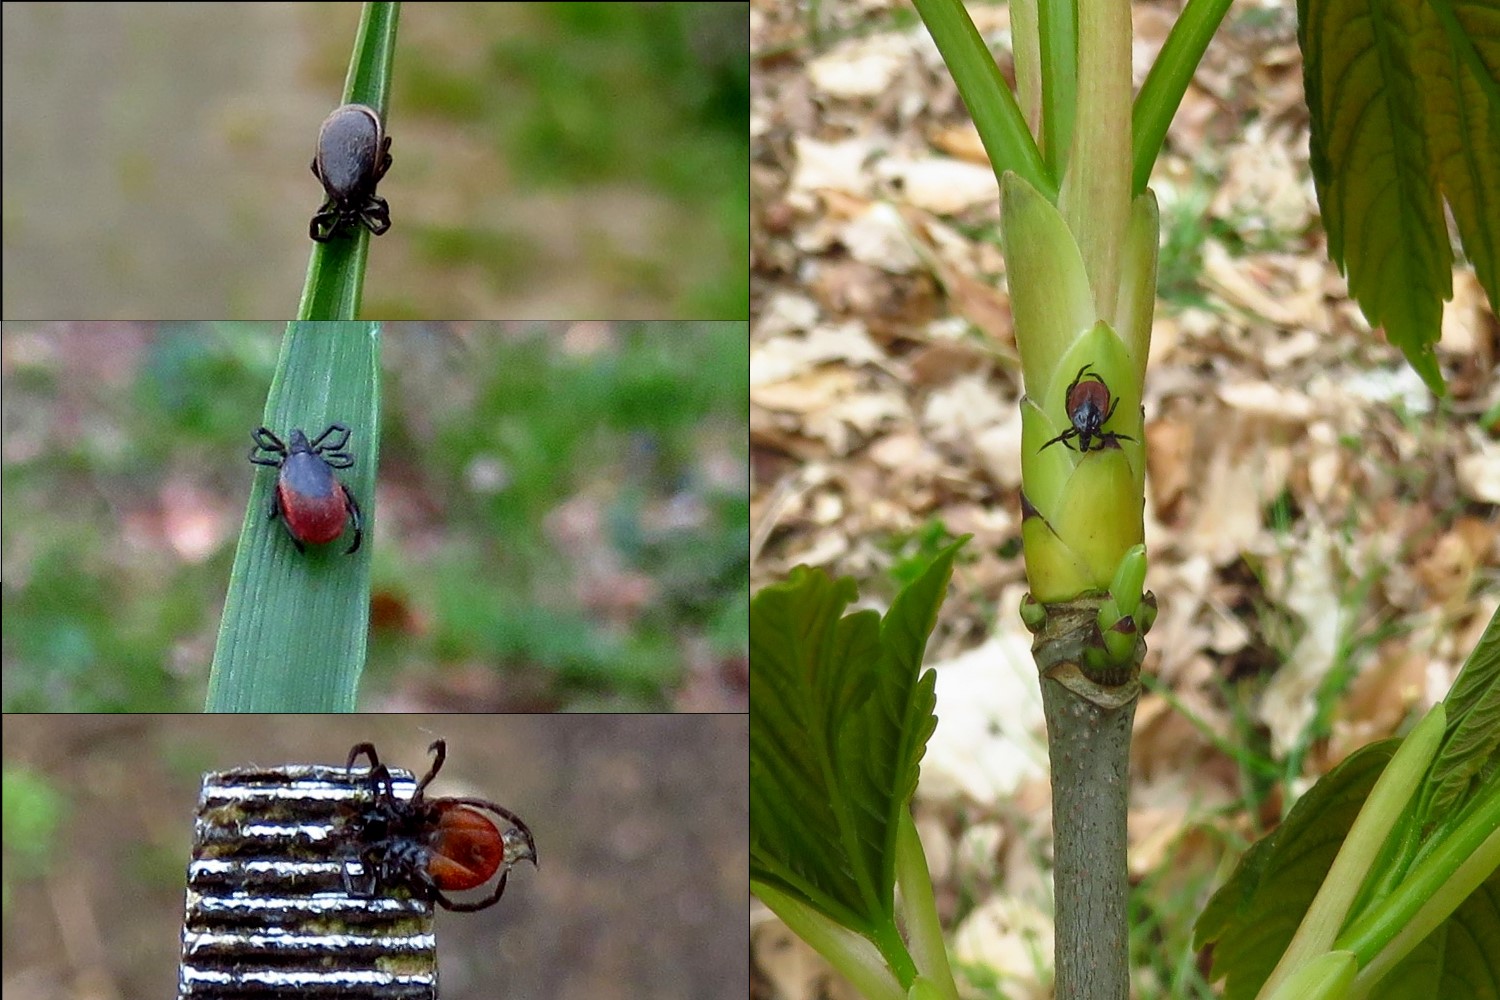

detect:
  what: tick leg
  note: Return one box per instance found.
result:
[373,135,392,181]
[249,427,288,465]
[361,196,391,236]
[310,208,340,242]
[437,868,510,913]
[413,740,446,796]
[267,491,306,552]
[342,482,363,555]
[1039,428,1079,452]
[310,423,351,452]
[346,742,382,773]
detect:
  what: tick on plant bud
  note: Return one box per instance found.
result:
[248,423,363,554]
[1039,364,1135,453]
[309,103,393,242]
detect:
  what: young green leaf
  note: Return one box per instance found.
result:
[750,540,965,940]
[1425,606,1500,820]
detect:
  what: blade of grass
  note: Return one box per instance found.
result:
[206,322,381,711]
[299,1,401,320]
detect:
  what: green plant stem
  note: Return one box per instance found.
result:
[1034,0,1077,173]
[1033,600,1141,1000]
[1131,0,1233,194]
[895,811,961,1000]
[1343,788,1500,992]
[753,882,906,1000]
[912,0,1053,198]
[1261,705,1445,996]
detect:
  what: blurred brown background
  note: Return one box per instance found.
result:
[2,713,749,999]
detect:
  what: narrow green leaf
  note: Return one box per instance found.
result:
[1131,0,1234,195]
[206,323,380,712]
[299,1,401,321]
[912,0,1053,198]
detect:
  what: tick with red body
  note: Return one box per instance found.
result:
[1039,364,1135,453]
[248,423,363,554]
[339,739,537,912]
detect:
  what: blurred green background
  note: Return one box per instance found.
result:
[1,2,749,320]
[0,321,750,712]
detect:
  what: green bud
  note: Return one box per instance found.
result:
[1101,616,1137,664]
[1138,591,1158,634]
[1020,593,1047,632]
[1108,544,1147,619]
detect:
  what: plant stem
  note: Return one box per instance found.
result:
[1034,601,1141,999]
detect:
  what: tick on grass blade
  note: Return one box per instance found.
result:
[340,739,537,913]
[309,103,393,242]
[1039,363,1136,453]
[247,423,362,554]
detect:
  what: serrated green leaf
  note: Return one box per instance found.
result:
[1428,604,1500,819]
[1300,0,1500,394]
[1196,740,1398,999]
[750,540,965,935]
[1428,1,1500,309]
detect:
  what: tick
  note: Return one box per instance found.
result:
[309,103,392,242]
[340,739,537,913]
[248,423,363,554]
[1039,364,1135,453]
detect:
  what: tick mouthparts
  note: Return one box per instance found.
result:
[502,827,539,868]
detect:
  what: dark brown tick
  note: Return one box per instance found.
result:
[1039,364,1135,453]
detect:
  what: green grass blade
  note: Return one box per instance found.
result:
[299,1,401,320]
[206,322,381,712]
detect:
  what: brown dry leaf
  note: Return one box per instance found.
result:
[751,319,887,385]
[920,634,1048,808]
[1416,517,1497,608]
[1457,441,1500,505]
[1184,425,1279,565]
[789,135,878,200]
[926,260,1015,350]
[806,33,912,100]
[1145,412,1195,518]
[929,122,990,164]
[1201,242,1328,330]
[753,365,864,415]
[1209,122,1315,239]
[1326,639,1429,761]
[839,201,922,272]
[1260,527,1343,756]
[879,155,1002,215]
